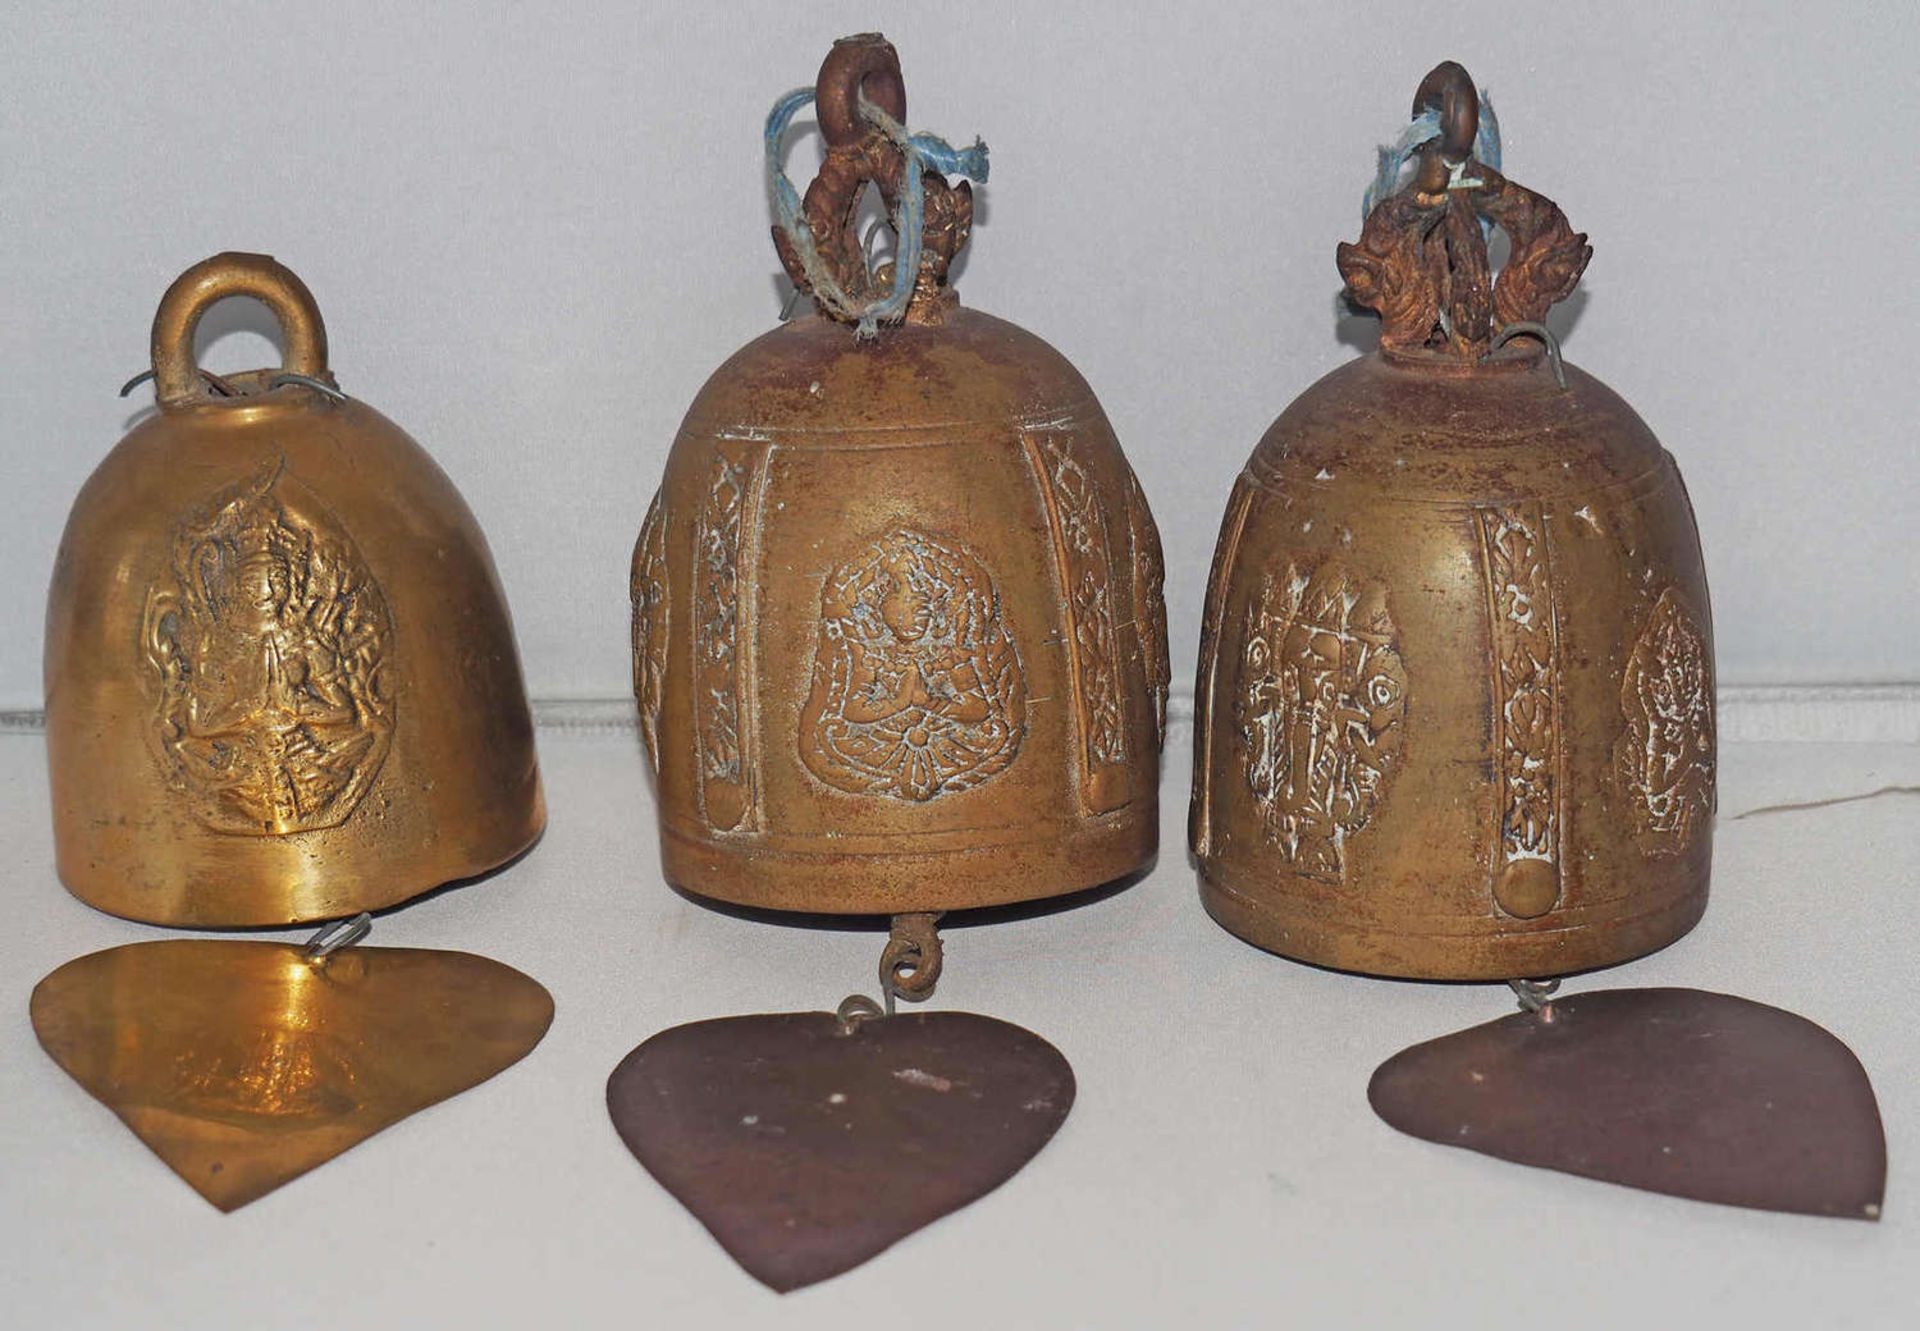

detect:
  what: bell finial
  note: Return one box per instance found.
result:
[766,34,988,335]
[1339,61,1592,358]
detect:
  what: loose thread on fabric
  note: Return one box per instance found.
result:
[1360,89,1502,225]
[765,87,989,339]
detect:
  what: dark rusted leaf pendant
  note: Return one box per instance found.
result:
[30,918,554,1211]
[1370,987,1885,1219]
[607,1002,1075,1292]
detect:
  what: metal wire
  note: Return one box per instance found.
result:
[1508,977,1562,1014]
[118,368,238,398]
[268,372,349,403]
[1490,320,1568,390]
[879,911,943,1008]
[835,993,886,1035]
[303,911,373,961]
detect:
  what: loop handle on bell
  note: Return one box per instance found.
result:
[1341,60,1590,359]
[816,33,906,148]
[1412,62,1479,194]
[1413,61,1479,161]
[150,252,330,406]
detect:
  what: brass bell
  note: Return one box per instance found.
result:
[46,253,544,926]
[633,35,1168,952]
[1191,63,1714,979]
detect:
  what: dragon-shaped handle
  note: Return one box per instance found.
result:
[771,34,974,325]
[1338,62,1592,359]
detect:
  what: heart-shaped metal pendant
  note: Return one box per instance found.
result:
[1370,987,1886,1219]
[31,935,553,1211]
[607,1007,1075,1291]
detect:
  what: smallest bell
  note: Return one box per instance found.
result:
[45,253,544,927]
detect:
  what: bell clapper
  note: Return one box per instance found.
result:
[880,911,944,1014]
[828,912,946,1026]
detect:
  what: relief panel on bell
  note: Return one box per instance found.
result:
[1617,586,1715,855]
[800,528,1026,802]
[1124,467,1170,749]
[142,458,395,836]
[630,490,670,773]
[1023,431,1129,811]
[1191,477,1259,858]
[1478,504,1565,919]
[1235,559,1406,882]
[695,443,762,831]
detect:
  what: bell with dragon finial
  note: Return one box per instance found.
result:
[1191,61,1881,1230]
[1191,62,1715,980]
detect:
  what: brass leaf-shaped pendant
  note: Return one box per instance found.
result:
[31,939,553,1211]
[1370,988,1885,1219]
[608,1010,1075,1291]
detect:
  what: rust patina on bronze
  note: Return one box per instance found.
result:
[1191,62,1714,980]
[607,1008,1074,1292]
[633,35,1168,924]
[1370,988,1886,1219]
[46,253,544,926]
[31,936,554,1211]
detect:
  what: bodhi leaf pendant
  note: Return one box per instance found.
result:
[608,998,1074,1292]
[31,917,553,1212]
[1370,984,1886,1220]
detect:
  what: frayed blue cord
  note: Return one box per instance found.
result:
[1362,108,1441,221]
[1360,89,1502,225]
[766,87,989,338]
[1476,92,1501,175]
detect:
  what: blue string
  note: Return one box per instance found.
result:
[1362,109,1440,222]
[1360,89,1502,224]
[1476,91,1502,175]
[766,88,989,338]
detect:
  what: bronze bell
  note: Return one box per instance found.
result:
[1191,63,1715,980]
[46,253,544,926]
[633,36,1167,949]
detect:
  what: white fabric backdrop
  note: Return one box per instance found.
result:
[4,0,1917,712]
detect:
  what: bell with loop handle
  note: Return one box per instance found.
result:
[632,33,1169,921]
[1191,62,1714,979]
[46,253,544,926]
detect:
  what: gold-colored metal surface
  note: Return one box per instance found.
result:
[1190,63,1714,980]
[632,36,1167,915]
[30,938,554,1211]
[45,253,544,926]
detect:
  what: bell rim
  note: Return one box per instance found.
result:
[1195,867,1709,982]
[51,788,547,929]
[658,806,1156,916]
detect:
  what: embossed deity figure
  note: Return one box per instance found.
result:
[1618,588,1715,853]
[1192,62,1716,979]
[801,529,1025,802]
[1237,563,1406,880]
[144,461,395,835]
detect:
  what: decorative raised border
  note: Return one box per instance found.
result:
[1477,504,1565,918]
[1022,430,1129,812]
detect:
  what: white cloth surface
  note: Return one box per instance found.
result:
[2,724,1914,1329]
